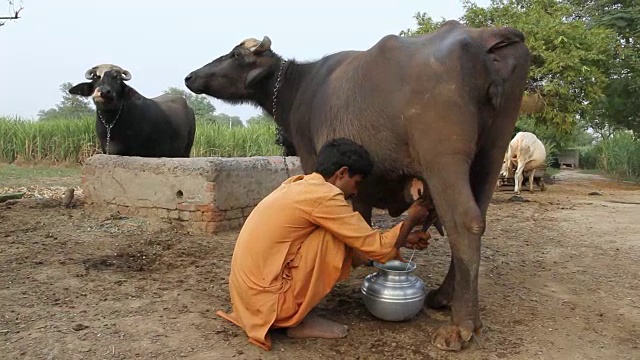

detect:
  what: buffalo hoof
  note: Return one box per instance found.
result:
[426,288,451,310]
[431,321,481,351]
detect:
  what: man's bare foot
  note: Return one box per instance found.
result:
[286,315,348,339]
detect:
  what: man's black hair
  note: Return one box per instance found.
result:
[315,138,374,179]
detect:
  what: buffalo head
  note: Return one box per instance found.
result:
[499,152,515,178]
[68,64,133,110]
[184,36,280,104]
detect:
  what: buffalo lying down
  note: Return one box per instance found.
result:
[185,20,531,351]
[69,64,196,158]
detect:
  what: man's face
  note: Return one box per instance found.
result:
[333,167,364,200]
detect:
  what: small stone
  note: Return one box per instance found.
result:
[72,323,89,331]
[588,191,602,196]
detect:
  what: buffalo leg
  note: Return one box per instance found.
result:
[528,169,536,193]
[418,154,484,351]
[513,161,525,195]
[426,257,455,309]
[425,26,529,352]
[430,92,529,352]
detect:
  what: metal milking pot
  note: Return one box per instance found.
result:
[361,259,427,322]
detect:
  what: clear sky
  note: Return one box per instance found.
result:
[1,0,490,122]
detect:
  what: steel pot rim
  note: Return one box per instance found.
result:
[373,259,417,274]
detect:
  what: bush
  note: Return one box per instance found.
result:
[578,145,599,170]
[595,131,640,180]
[577,131,640,180]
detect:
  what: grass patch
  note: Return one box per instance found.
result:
[0,163,82,188]
[0,163,81,179]
[0,116,283,164]
[1,115,638,183]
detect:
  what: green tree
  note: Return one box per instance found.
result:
[568,0,640,134]
[163,86,216,119]
[38,82,94,121]
[399,12,446,36]
[162,87,244,127]
[401,0,620,135]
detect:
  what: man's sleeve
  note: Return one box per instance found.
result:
[309,192,403,263]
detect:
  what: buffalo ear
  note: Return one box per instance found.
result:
[68,82,94,97]
[245,67,270,88]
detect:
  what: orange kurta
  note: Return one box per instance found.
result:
[216,172,403,351]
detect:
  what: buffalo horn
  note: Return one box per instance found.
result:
[121,70,132,81]
[253,36,272,54]
[84,67,98,80]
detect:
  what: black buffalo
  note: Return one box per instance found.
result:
[185,21,530,351]
[69,64,196,157]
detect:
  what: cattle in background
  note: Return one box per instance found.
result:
[184,20,531,351]
[69,64,196,158]
[500,131,547,194]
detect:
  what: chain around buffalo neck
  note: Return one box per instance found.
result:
[97,103,124,155]
[272,59,290,178]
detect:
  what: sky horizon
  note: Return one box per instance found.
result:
[1,0,490,122]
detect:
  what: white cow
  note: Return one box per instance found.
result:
[500,131,547,194]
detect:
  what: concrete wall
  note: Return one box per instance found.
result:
[556,149,580,169]
[81,155,303,233]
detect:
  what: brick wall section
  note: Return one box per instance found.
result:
[81,155,303,234]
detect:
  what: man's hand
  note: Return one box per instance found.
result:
[394,199,431,251]
[405,199,430,226]
[404,230,431,250]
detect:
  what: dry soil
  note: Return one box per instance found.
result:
[1,169,639,360]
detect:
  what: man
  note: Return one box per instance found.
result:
[216,138,431,351]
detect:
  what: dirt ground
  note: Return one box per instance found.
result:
[1,167,639,360]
